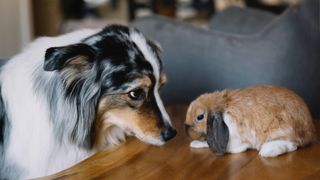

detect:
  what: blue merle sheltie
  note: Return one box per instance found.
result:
[0,25,176,179]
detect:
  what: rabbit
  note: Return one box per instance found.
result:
[185,85,316,157]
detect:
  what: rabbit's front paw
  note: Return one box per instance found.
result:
[190,140,209,148]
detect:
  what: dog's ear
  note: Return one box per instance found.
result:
[44,43,96,71]
[206,111,229,155]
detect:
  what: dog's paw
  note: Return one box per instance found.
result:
[259,140,297,157]
[190,140,209,148]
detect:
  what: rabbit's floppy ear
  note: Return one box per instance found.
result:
[206,111,229,155]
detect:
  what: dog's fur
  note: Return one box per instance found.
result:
[0,25,176,179]
[185,85,316,157]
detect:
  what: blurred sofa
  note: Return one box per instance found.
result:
[131,0,320,117]
[0,60,7,67]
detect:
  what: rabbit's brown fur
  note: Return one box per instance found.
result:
[185,85,316,157]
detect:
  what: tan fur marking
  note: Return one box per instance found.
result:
[62,55,93,73]
[60,56,92,89]
[137,76,152,89]
[94,76,162,149]
[126,75,152,93]
[160,73,167,86]
[94,97,111,149]
[111,108,159,132]
[101,108,161,144]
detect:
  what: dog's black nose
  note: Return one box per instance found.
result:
[161,126,177,141]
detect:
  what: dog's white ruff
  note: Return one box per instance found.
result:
[1,29,101,178]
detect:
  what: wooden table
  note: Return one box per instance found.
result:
[42,105,320,180]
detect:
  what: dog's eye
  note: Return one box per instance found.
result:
[197,114,204,121]
[128,88,146,101]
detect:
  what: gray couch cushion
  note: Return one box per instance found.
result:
[209,6,275,35]
[0,60,8,67]
[131,0,320,117]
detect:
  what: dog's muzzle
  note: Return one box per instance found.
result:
[161,126,177,141]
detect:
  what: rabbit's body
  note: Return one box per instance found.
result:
[185,85,316,157]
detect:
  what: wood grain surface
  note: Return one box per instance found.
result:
[40,105,320,180]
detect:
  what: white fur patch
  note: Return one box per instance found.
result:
[248,130,258,148]
[101,125,126,147]
[223,113,251,153]
[259,140,297,157]
[1,29,98,179]
[190,140,209,148]
[130,31,172,126]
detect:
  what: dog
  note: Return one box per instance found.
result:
[0,25,176,179]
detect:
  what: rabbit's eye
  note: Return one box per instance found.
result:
[197,114,204,121]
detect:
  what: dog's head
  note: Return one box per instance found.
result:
[43,25,176,149]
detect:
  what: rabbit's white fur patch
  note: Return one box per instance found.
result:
[224,113,251,153]
[190,140,209,148]
[259,140,297,157]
